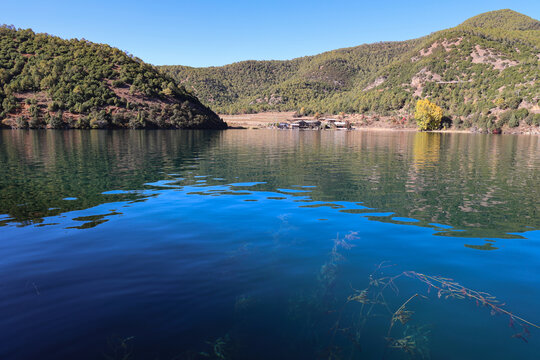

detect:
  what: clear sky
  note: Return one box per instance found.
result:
[1,1,539,67]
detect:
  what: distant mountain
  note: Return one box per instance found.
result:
[0,26,226,129]
[161,10,540,130]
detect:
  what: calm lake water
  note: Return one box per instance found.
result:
[0,129,539,359]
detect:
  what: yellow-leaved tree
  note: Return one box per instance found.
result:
[415,99,443,131]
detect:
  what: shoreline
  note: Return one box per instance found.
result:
[220,112,540,135]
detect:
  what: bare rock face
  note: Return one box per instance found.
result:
[470,45,519,70]
[363,77,386,91]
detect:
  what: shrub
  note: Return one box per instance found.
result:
[508,113,519,128]
[498,110,512,126]
[111,112,125,127]
[112,79,125,88]
[15,116,27,129]
[28,116,41,129]
[47,101,61,112]
[494,97,506,108]
[524,113,540,126]
[506,97,522,110]
[90,118,100,129]
[48,112,64,129]
[441,116,452,129]
[514,108,529,120]
[129,111,146,129]
[534,114,540,127]
[452,117,463,129]
[78,116,91,129]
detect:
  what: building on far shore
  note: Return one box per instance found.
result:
[279,123,290,129]
[290,120,321,129]
[320,118,351,129]
[291,120,307,129]
[323,118,338,123]
[275,117,350,130]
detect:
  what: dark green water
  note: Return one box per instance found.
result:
[0,129,539,359]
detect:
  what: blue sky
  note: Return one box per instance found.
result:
[1,1,538,67]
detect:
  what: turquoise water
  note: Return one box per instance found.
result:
[0,129,539,359]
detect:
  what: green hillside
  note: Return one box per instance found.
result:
[0,25,227,129]
[161,9,540,130]
[161,40,421,114]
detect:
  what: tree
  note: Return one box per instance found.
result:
[415,99,443,131]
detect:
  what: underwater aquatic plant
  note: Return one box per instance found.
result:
[403,271,540,340]
[199,334,231,359]
[386,324,432,359]
[234,294,256,312]
[389,294,421,330]
[335,231,359,250]
[304,238,538,360]
[384,293,432,359]
[340,264,539,359]
[387,335,417,355]
[319,345,343,360]
[347,288,372,305]
[103,336,135,360]
[325,263,403,358]
[318,232,360,300]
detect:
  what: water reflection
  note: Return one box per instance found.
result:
[0,130,539,239]
[412,132,441,170]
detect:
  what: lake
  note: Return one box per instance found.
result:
[0,129,539,359]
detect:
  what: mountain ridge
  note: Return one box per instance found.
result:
[161,9,540,130]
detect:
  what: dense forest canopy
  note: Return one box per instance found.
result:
[0,25,226,129]
[161,9,540,130]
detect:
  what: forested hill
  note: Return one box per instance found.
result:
[160,39,421,114]
[0,26,227,129]
[161,9,540,129]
